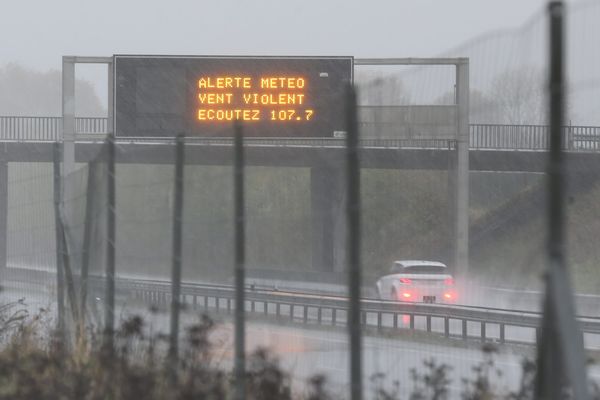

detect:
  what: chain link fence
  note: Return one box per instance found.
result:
[1,1,600,399]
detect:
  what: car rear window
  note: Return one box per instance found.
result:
[403,265,446,274]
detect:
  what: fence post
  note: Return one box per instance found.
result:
[535,3,589,399]
[104,135,116,352]
[346,85,363,400]
[53,142,66,340]
[169,134,185,365]
[79,161,97,340]
[234,121,246,400]
[0,146,7,271]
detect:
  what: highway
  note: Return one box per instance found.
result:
[103,291,535,397]
[4,265,600,346]
[2,273,600,399]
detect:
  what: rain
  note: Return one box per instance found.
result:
[0,1,599,399]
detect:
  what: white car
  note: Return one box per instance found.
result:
[375,260,456,303]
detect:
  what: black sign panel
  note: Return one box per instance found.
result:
[114,55,353,137]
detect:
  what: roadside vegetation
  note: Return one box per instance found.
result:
[0,298,599,399]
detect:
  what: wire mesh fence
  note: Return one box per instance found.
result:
[1,1,600,399]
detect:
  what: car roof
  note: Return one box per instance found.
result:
[393,260,447,268]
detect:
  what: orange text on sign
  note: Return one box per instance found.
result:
[260,77,305,89]
[242,93,305,105]
[197,76,306,89]
[198,109,261,121]
[198,93,234,104]
[198,77,252,89]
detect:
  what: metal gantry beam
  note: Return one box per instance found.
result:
[62,57,76,178]
[355,57,468,66]
[62,55,114,174]
[61,56,115,348]
[354,57,470,276]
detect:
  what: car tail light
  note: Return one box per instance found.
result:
[402,292,412,299]
[443,291,457,302]
[399,278,412,284]
[444,278,454,286]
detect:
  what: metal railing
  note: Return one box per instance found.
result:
[470,123,600,151]
[0,116,108,141]
[0,116,62,141]
[114,277,600,346]
[1,116,600,152]
[75,117,108,134]
[3,266,600,347]
[131,136,458,150]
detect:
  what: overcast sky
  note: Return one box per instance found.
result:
[2,0,577,107]
[3,0,555,66]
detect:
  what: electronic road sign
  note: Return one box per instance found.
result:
[114,55,353,137]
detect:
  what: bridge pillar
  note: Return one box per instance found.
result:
[455,60,470,277]
[446,146,457,266]
[311,166,346,272]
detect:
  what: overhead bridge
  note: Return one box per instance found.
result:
[0,116,599,275]
[1,117,599,173]
[2,116,600,147]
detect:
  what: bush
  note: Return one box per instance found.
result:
[0,300,598,399]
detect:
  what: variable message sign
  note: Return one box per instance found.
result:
[114,55,353,137]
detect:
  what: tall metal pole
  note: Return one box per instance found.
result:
[79,162,97,340]
[61,56,77,343]
[0,149,8,272]
[104,136,116,352]
[346,85,362,400]
[53,142,66,339]
[234,121,246,400]
[169,135,185,365]
[535,2,589,399]
[547,0,566,307]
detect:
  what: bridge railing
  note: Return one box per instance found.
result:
[0,116,62,141]
[0,116,109,141]
[1,116,600,152]
[470,123,600,151]
[75,117,108,134]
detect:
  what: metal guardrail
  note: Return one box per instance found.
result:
[117,136,457,150]
[109,276,600,346]
[3,267,600,346]
[1,116,600,152]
